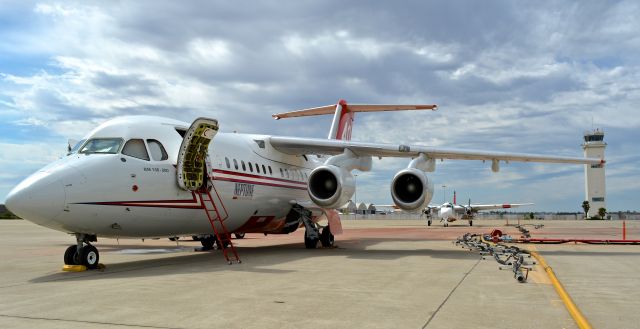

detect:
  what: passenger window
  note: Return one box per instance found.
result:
[225,157,230,169]
[147,139,168,161]
[285,169,289,179]
[233,159,238,170]
[122,139,150,161]
[280,168,284,177]
[262,165,266,174]
[241,161,246,171]
[255,163,260,173]
[248,162,253,172]
[268,166,273,175]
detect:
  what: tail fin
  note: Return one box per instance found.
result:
[272,100,437,141]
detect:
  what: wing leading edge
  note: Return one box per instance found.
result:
[268,136,603,165]
[469,203,535,211]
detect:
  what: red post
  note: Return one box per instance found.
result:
[623,220,627,241]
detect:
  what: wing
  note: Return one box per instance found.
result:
[469,203,535,211]
[268,136,603,165]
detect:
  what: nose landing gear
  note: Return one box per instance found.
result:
[63,233,100,270]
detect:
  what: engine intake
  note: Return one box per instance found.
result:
[308,165,355,209]
[390,168,434,211]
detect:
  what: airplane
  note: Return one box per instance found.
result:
[423,191,533,227]
[4,99,604,268]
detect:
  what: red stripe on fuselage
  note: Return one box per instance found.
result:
[213,176,307,190]
[74,170,309,209]
[212,169,307,186]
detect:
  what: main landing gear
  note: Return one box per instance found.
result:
[304,225,335,249]
[199,234,230,251]
[297,206,334,249]
[63,233,100,269]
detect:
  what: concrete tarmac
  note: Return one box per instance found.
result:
[0,219,638,328]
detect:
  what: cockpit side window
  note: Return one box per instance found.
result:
[147,139,168,161]
[79,138,123,154]
[122,139,150,161]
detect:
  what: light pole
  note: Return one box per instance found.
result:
[354,174,358,220]
[442,185,447,203]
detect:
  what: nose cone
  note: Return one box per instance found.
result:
[5,171,65,225]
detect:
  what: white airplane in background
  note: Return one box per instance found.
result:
[5,99,603,268]
[423,191,533,227]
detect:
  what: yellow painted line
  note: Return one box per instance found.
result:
[530,251,593,329]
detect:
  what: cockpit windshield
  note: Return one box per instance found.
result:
[79,138,123,154]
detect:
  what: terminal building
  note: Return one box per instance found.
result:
[582,129,606,217]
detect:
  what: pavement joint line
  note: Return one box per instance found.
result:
[0,314,184,329]
[421,258,481,329]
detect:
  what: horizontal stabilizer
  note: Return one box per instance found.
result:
[272,104,437,120]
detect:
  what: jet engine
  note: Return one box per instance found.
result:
[308,165,355,209]
[390,168,434,211]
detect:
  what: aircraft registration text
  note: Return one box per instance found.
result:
[234,183,254,199]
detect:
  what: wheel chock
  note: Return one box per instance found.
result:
[62,263,106,272]
[62,265,87,272]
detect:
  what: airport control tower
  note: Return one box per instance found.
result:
[582,129,606,217]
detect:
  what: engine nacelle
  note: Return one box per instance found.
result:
[390,168,434,211]
[308,165,355,209]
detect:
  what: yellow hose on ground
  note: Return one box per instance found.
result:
[530,251,593,329]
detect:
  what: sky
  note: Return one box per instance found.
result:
[1,1,639,212]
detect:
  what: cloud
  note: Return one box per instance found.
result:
[0,1,638,211]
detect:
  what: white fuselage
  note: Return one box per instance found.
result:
[5,116,323,238]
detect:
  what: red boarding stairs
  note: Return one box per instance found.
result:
[197,186,241,264]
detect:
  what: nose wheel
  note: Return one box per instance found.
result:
[63,234,100,269]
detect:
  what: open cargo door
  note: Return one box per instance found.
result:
[176,117,219,191]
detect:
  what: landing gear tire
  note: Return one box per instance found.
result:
[64,245,79,265]
[81,244,100,269]
[200,236,215,250]
[234,233,245,239]
[427,220,432,227]
[304,232,319,249]
[444,222,449,227]
[469,221,473,227]
[320,227,334,248]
